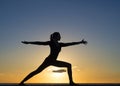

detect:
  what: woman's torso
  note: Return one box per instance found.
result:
[48,41,61,60]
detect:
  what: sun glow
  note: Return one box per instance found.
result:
[47,66,68,83]
[48,67,66,78]
[52,72,64,78]
[50,72,67,83]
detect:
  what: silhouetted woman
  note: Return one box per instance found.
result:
[19,32,87,85]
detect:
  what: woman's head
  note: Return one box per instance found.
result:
[50,32,61,41]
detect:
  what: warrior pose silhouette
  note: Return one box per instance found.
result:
[19,32,87,85]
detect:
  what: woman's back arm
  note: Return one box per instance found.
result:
[21,41,49,45]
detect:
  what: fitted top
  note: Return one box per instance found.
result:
[48,41,61,60]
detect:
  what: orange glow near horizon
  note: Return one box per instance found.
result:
[0,50,120,83]
[0,66,120,83]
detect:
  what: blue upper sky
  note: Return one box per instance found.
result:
[1,0,120,54]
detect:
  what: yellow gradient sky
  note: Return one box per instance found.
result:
[0,0,120,83]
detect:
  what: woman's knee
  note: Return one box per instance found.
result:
[67,63,72,68]
[33,69,41,74]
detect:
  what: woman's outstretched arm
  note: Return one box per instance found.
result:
[21,41,49,45]
[60,39,87,47]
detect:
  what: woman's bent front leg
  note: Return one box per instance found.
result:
[53,60,74,84]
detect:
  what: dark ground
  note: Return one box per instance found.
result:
[0,83,120,86]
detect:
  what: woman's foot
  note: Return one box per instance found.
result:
[70,82,78,86]
[19,82,25,85]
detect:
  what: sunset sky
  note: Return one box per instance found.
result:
[0,0,120,83]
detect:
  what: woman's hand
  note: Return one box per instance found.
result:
[21,41,29,44]
[81,39,88,45]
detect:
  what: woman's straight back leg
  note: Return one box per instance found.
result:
[19,58,50,84]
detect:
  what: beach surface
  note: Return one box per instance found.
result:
[0,83,119,86]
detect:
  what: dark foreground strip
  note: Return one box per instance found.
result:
[0,83,120,86]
